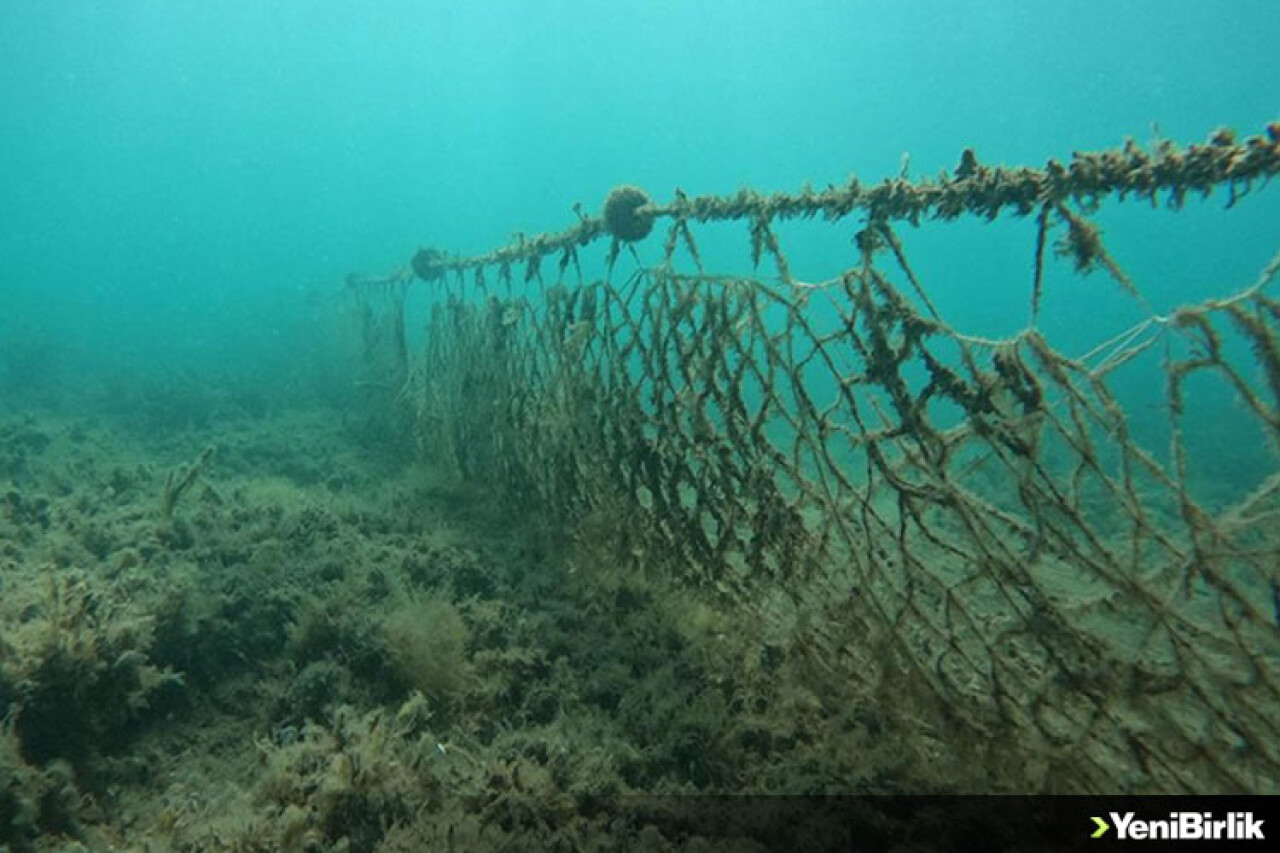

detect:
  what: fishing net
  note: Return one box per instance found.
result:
[351,127,1280,794]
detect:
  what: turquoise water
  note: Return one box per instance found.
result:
[1,6,1279,845]
[2,1,1277,402]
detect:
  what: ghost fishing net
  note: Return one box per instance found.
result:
[351,127,1280,794]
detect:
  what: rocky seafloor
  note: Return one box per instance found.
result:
[0,399,970,852]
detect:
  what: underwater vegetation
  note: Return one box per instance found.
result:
[2,127,1278,850]
[1,403,963,851]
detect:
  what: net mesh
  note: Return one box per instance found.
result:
[351,127,1280,793]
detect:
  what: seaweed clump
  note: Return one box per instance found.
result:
[0,732,83,853]
[411,247,448,283]
[603,185,655,242]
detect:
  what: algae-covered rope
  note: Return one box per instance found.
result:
[374,124,1280,288]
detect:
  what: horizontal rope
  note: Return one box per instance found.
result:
[351,124,1280,287]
